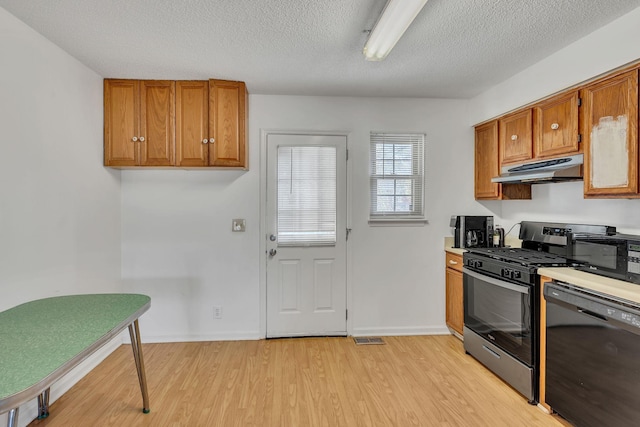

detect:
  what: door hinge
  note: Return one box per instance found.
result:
[346,149,349,161]
[346,228,352,241]
[578,134,582,143]
[577,97,582,107]
[346,309,348,320]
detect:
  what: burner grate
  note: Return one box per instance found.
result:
[466,247,569,267]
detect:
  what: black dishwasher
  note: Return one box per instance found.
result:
[544,282,640,427]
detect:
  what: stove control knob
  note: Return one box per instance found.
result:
[475,261,483,268]
[501,268,510,278]
[511,270,521,279]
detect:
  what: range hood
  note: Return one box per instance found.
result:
[492,154,583,184]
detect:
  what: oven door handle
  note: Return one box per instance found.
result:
[463,268,530,295]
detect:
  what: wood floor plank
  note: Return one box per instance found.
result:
[29,336,569,426]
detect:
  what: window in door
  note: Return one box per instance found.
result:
[277,145,337,246]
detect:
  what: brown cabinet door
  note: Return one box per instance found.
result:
[533,91,580,159]
[176,81,209,167]
[582,70,639,197]
[499,109,533,165]
[139,81,175,166]
[475,121,501,199]
[209,80,247,168]
[446,266,464,336]
[104,80,139,166]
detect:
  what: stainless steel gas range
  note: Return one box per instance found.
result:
[462,221,615,404]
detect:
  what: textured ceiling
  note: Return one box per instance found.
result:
[2,0,640,98]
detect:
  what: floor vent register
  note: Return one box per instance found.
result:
[353,337,385,345]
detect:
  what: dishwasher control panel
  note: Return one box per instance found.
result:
[545,282,640,331]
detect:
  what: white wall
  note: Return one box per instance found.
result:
[0,7,122,427]
[468,6,640,235]
[121,95,482,340]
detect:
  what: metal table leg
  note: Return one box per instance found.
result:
[37,388,50,419]
[7,408,18,427]
[128,320,150,413]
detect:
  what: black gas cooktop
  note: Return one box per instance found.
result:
[465,247,570,267]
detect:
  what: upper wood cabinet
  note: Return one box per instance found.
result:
[533,91,580,159]
[475,121,501,199]
[581,69,639,197]
[499,109,533,165]
[105,78,248,169]
[104,80,175,167]
[209,80,248,168]
[176,81,209,167]
[474,120,532,200]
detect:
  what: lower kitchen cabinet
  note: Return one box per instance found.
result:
[445,252,464,337]
[538,275,552,412]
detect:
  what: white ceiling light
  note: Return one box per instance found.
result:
[363,0,429,61]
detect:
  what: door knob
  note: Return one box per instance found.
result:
[269,249,277,256]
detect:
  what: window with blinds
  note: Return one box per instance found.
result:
[277,146,337,246]
[369,132,425,221]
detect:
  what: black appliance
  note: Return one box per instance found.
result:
[545,281,640,427]
[462,221,614,404]
[569,233,640,284]
[450,215,494,248]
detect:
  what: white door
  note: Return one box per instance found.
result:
[266,132,347,338]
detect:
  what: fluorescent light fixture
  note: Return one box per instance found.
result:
[363,0,428,61]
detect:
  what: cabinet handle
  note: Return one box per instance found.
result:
[139,136,145,142]
[209,138,215,143]
[510,135,518,141]
[448,260,458,265]
[202,139,208,144]
[131,136,138,142]
[550,123,559,130]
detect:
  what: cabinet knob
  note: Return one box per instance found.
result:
[202,139,208,144]
[209,138,215,143]
[132,136,138,142]
[510,135,518,141]
[139,136,145,142]
[551,123,559,130]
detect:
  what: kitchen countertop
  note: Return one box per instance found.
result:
[538,267,640,306]
[444,236,521,256]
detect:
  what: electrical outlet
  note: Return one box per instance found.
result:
[213,306,223,320]
[232,219,246,232]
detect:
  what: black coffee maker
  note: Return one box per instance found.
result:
[450,215,494,248]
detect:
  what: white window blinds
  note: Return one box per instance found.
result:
[369,132,425,221]
[277,146,337,246]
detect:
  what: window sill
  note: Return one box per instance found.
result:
[368,218,428,227]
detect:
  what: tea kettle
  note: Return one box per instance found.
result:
[493,226,505,247]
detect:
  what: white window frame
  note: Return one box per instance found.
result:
[369,132,427,225]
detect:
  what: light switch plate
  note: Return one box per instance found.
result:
[232,219,246,232]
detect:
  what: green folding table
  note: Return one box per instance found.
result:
[0,294,151,427]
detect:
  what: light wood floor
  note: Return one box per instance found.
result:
[30,335,570,427]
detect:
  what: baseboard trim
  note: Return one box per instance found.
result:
[351,326,451,337]
[137,331,262,343]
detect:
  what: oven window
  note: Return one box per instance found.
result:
[464,273,532,364]
[471,283,526,345]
